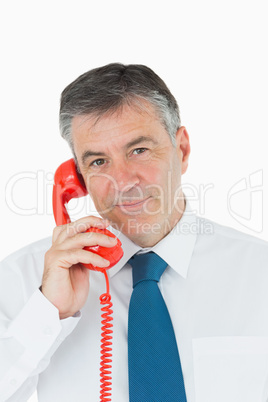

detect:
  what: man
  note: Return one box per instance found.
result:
[0,63,268,402]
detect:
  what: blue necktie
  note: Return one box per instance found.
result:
[128,252,187,401]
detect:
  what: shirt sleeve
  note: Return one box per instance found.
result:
[0,288,81,401]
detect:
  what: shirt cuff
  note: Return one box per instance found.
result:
[5,288,81,347]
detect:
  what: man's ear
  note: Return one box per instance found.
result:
[175,126,191,175]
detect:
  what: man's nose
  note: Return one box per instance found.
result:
[110,161,140,192]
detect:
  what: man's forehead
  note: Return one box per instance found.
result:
[71,101,160,136]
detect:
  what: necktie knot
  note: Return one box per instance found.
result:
[129,251,168,288]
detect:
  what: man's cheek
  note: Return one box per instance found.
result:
[90,189,117,215]
[85,173,116,192]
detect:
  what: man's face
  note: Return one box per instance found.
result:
[72,102,190,247]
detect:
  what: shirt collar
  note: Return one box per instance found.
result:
[107,194,197,279]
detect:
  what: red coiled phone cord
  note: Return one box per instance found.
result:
[99,270,113,402]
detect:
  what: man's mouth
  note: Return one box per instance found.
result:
[115,197,152,210]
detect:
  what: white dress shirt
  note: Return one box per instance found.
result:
[1,197,268,402]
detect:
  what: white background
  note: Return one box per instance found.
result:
[0,1,267,400]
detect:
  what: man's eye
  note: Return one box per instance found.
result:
[91,159,105,167]
[133,148,147,155]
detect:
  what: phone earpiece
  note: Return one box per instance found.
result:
[53,159,88,226]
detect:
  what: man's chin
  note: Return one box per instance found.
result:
[109,215,164,240]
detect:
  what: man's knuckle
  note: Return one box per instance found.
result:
[53,225,63,235]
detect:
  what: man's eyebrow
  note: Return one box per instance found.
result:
[124,135,158,150]
[81,135,158,166]
[82,150,106,166]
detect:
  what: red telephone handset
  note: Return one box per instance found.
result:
[52,158,123,270]
[52,158,123,402]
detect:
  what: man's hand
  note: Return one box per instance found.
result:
[42,216,117,319]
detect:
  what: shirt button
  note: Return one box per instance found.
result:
[9,378,17,386]
[43,327,53,336]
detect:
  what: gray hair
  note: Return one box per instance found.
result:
[59,63,181,162]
